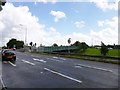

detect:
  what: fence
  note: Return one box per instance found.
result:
[37,46,80,52]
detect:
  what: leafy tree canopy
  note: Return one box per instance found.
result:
[7,38,24,49]
[100,42,109,56]
[52,43,58,47]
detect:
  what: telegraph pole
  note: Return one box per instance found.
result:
[19,24,27,45]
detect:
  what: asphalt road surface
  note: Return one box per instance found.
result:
[0,52,119,88]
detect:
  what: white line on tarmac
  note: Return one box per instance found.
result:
[33,58,46,63]
[59,58,66,60]
[75,66,82,68]
[8,61,16,67]
[22,60,35,66]
[77,64,113,72]
[0,76,6,89]
[50,59,63,62]
[44,68,82,83]
[53,57,58,59]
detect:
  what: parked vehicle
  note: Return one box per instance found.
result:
[1,49,16,64]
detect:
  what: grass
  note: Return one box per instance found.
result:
[82,48,119,57]
[83,48,101,56]
[106,49,119,57]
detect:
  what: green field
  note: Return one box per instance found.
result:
[83,48,119,57]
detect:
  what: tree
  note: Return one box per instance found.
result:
[29,42,33,46]
[52,43,58,47]
[72,41,81,46]
[16,41,24,49]
[2,46,7,49]
[68,38,71,44]
[72,41,89,53]
[6,38,24,49]
[100,42,109,56]
[34,43,37,47]
[0,0,6,11]
[7,39,17,48]
[80,42,89,53]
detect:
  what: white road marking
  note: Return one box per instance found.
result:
[44,68,82,83]
[75,66,82,68]
[33,58,46,63]
[8,61,16,67]
[59,58,66,60]
[0,76,6,89]
[40,72,43,74]
[53,57,58,59]
[31,55,34,57]
[77,64,113,72]
[22,60,35,66]
[47,58,63,62]
[50,59,63,62]
[3,61,7,64]
[16,58,19,59]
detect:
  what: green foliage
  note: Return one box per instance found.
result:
[106,49,119,57]
[100,42,109,56]
[29,42,33,46]
[52,43,58,47]
[72,41,81,46]
[82,48,119,57]
[7,38,24,49]
[80,42,89,53]
[0,0,6,6]
[34,43,37,46]
[72,41,89,53]
[2,46,7,49]
[16,41,24,49]
[0,0,6,11]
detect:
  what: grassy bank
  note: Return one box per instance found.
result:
[82,48,119,57]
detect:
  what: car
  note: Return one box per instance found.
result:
[1,49,16,64]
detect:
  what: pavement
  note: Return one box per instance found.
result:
[1,52,119,88]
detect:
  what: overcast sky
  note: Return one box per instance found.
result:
[0,0,118,47]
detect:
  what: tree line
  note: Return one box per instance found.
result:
[2,38,120,56]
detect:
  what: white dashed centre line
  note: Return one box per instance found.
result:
[77,64,113,72]
[59,58,66,60]
[33,58,46,63]
[8,61,16,67]
[50,59,63,62]
[53,57,58,59]
[44,68,82,83]
[75,66,82,68]
[22,60,35,65]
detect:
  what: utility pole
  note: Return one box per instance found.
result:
[19,24,27,45]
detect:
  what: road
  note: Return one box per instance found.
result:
[1,52,119,88]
